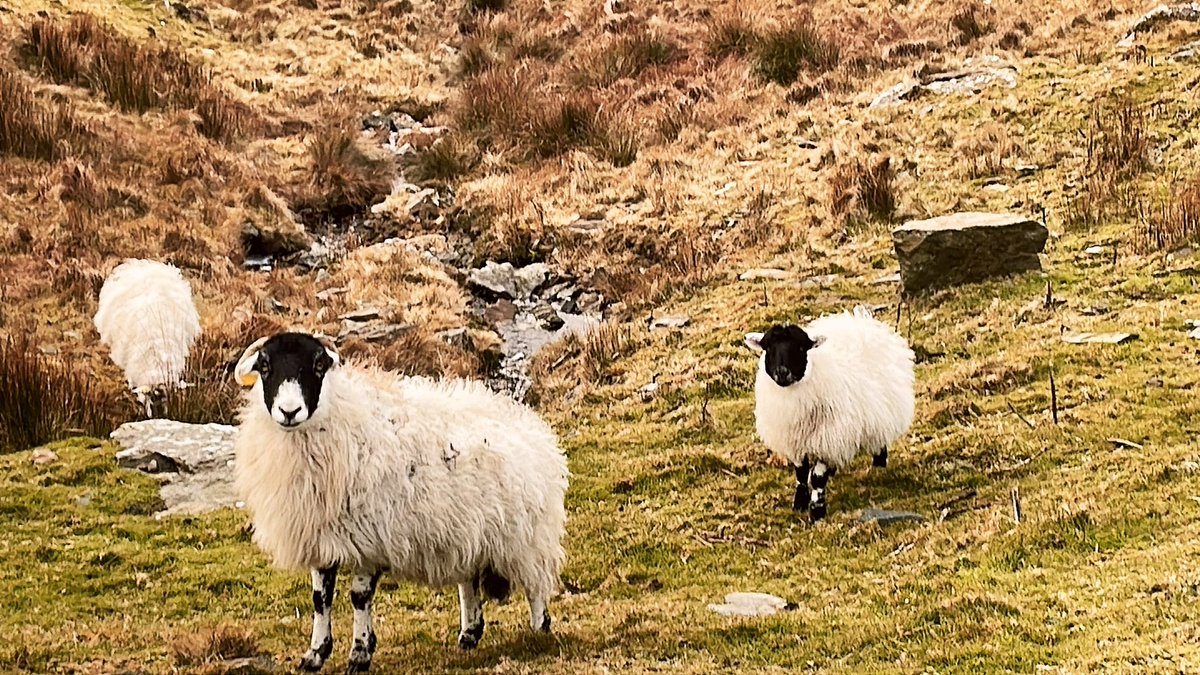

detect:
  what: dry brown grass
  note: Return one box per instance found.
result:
[170,624,261,667]
[0,335,116,453]
[754,18,840,86]
[706,9,759,60]
[829,154,896,228]
[0,67,85,161]
[24,14,253,140]
[1065,97,1151,230]
[957,122,1022,179]
[1135,178,1200,253]
[950,2,996,45]
[299,125,394,219]
[576,30,681,87]
[528,320,641,408]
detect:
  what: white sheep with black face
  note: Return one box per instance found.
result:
[93,259,201,398]
[231,332,569,674]
[744,305,915,523]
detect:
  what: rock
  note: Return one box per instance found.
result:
[859,509,928,526]
[567,218,605,236]
[1171,39,1200,61]
[240,192,312,260]
[871,273,901,285]
[316,286,349,301]
[370,185,440,221]
[650,315,691,330]
[38,345,59,356]
[870,58,1017,109]
[739,268,793,281]
[576,292,605,314]
[483,299,518,324]
[796,274,840,288]
[892,212,1048,295]
[110,419,240,517]
[436,327,474,351]
[707,592,790,617]
[532,303,565,330]
[468,262,549,300]
[30,448,58,465]
[1061,332,1138,345]
[339,307,382,322]
[1120,3,1200,47]
[338,321,414,343]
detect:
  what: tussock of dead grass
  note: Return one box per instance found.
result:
[0,67,85,161]
[298,125,394,219]
[754,18,840,86]
[829,153,896,228]
[1065,97,1151,230]
[1135,177,1200,253]
[170,624,261,667]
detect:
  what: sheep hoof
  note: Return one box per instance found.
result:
[458,633,480,651]
[873,448,888,468]
[539,611,552,634]
[298,652,326,672]
[345,660,371,675]
[809,503,827,523]
[792,486,810,511]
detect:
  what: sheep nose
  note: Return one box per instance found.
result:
[280,406,301,421]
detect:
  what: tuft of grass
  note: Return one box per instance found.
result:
[707,11,760,60]
[754,20,840,86]
[302,126,394,218]
[950,3,996,45]
[1135,177,1200,253]
[829,154,896,227]
[171,624,262,667]
[407,135,481,184]
[0,336,114,454]
[0,68,85,161]
[580,31,680,87]
[957,123,1022,179]
[528,321,641,407]
[1064,98,1150,230]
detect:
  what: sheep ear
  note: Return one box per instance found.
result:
[234,336,270,388]
[314,333,341,367]
[811,335,827,349]
[744,332,765,353]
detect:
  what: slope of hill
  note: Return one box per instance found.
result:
[4,0,1200,672]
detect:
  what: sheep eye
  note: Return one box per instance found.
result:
[257,358,271,376]
[314,356,329,375]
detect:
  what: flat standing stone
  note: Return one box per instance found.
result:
[892,212,1048,295]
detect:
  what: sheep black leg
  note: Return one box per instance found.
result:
[809,462,835,523]
[792,457,812,511]
[301,564,339,672]
[873,446,888,468]
[457,579,485,650]
[347,570,383,674]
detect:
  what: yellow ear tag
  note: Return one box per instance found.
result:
[239,372,259,387]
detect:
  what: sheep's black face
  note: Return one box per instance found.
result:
[246,333,337,429]
[756,325,815,388]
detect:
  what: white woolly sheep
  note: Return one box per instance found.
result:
[231,332,569,674]
[744,305,915,523]
[93,259,201,394]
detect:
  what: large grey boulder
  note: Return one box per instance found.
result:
[892,212,1048,295]
[111,419,240,518]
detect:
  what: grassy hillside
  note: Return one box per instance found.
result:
[4,0,1200,672]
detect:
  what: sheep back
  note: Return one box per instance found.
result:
[93,259,201,389]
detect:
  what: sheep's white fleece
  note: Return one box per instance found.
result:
[754,306,915,470]
[233,365,569,600]
[93,259,201,390]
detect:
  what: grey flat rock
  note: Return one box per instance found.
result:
[860,509,928,526]
[111,419,241,518]
[707,592,789,617]
[893,212,1048,295]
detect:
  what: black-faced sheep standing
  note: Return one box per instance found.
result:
[231,332,569,674]
[93,259,201,412]
[745,305,915,522]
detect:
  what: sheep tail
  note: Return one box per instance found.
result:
[479,567,512,602]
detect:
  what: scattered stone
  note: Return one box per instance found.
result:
[1014,163,1040,176]
[338,321,414,343]
[533,303,565,330]
[111,419,240,517]
[650,315,691,330]
[370,185,440,221]
[75,494,92,507]
[739,268,793,281]
[1061,332,1138,345]
[316,286,349,301]
[1119,3,1200,48]
[339,307,382,322]
[468,262,549,300]
[1080,304,1110,316]
[860,509,928,526]
[796,274,841,288]
[871,273,901,285]
[870,58,1017,108]
[30,448,58,465]
[567,218,605,236]
[1171,39,1200,61]
[707,592,790,618]
[436,327,474,351]
[63,330,82,341]
[892,212,1048,295]
[638,377,660,402]
[241,213,312,261]
[484,299,518,324]
[576,291,605,314]
[1108,437,1144,450]
[38,345,60,356]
